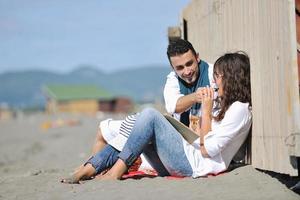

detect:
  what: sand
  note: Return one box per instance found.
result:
[0,113,299,200]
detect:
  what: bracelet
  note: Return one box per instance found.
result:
[200,143,204,146]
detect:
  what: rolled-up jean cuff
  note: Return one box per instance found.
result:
[84,156,97,170]
[118,148,138,167]
[85,160,107,175]
[84,156,106,174]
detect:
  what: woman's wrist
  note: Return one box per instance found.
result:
[201,112,212,120]
[200,135,204,145]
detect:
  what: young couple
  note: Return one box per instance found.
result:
[61,39,252,183]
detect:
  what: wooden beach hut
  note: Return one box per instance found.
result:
[43,84,133,114]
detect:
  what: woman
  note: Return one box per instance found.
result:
[61,51,252,183]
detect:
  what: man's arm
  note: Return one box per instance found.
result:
[164,72,183,114]
[164,71,206,114]
[177,62,214,113]
[175,88,204,113]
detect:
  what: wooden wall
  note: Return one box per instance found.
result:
[46,99,99,114]
[180,0,300,175]
[46,98,133,114]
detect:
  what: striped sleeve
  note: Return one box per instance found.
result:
[119,114,138,138]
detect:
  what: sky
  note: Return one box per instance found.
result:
[0,0,190,74]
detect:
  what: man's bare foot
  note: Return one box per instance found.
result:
[60,175,80,184]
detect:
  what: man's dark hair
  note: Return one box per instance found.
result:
[167,39,197,61]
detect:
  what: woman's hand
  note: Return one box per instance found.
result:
[201,86,214,116]
[199,86,214,158]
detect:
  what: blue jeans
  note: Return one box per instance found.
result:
[118,108,193,177]
[87,143,172,176]
[85,145,119,174]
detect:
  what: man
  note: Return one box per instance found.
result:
[164,39,214,126]
[90,39,213,161]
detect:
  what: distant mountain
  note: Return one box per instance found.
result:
[0,66,172,108]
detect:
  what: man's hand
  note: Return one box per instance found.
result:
[194,87,207,103]
[175,87,209,113]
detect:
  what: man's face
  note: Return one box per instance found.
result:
[170,50,200,85]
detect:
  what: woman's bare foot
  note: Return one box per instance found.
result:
[98,159,128,180]
[98,171,120,180]
[93,169,109,180]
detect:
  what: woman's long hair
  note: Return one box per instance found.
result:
[214,51,251,121]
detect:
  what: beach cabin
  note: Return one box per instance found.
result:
[43,85,133,114]
[0,103,13,120]
[172,0,300,176]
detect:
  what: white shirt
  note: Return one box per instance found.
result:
[163,62,214,121]
[182,101,252,178]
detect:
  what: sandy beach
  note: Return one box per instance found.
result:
[0,113,299,200]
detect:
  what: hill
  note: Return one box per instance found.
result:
[0,66,171,108]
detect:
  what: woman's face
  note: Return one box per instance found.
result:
[213,70,223,97]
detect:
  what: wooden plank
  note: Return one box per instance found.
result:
[180,0,300,175]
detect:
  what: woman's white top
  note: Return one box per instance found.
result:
[182,101,252,178]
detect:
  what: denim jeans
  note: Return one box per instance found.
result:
[86,143,170,176]
[85,145,119,174]
[118,108,193,177]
